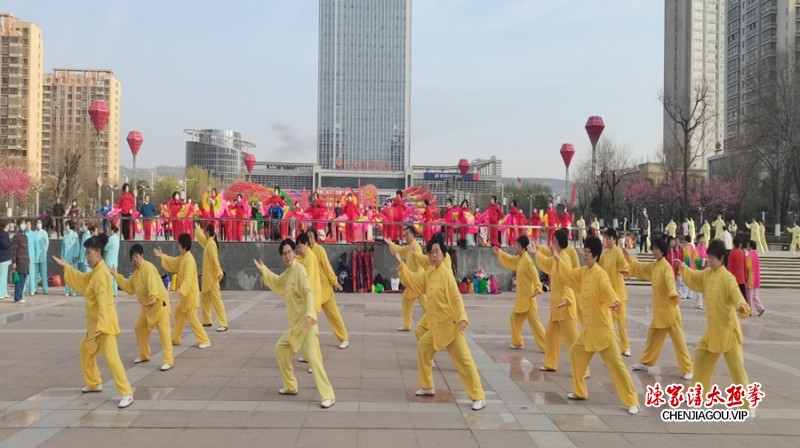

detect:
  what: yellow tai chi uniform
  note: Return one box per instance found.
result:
[64,261,133,396]
[115,260,174,366]
[700,222,711,244]
[788,225,800,254]
[398,259,485,401]
[311,243,349,342]
[713,217,726,240]
[534,247,581,371]
[678,263,750,394]
[408,251,451,342]
[258,261,334,401]
[161,252,210,346]
[497,250,546,350]
[627,258,692,375]
[600,245,630,353]
[196,228,227,328]
[388,239,427,330]
[665,220,677,238]
[558,262,639,407]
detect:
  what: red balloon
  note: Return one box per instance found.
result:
[88,100,110,133]
[244,153,256,174]
[126,131,143,157]
[458,159,469,177]
[585,116,605,146]
[560,143,575,168]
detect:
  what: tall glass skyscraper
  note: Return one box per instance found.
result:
[317,0,412,173]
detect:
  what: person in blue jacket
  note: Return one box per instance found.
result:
[104,224,121,295]
[24,219,38,296]
[78,225,96,273]
[61,221,80,296]
[97,199,113,235]
[33,219,49,295]
[0,220,11,299]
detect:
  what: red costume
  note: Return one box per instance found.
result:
[666,245,684,280]
[458,206,471,242]
[229,199,248,242]
[116,191,136,240]
[166,198,185,240]
[389,196,407,242]
[546,205,560,246]
[507,207,527,245]
[560,210,573,240]
[530,211,541,243]
[343,198,360,243]
[727,247,747,286]
[443,205,458,246]
[421,205,436,244]
[486,202,504,247]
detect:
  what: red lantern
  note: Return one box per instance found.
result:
[126,131,143,157]
[585,116,605,146]
[244,153,256,174]
[88,100,110,133]
[560,144,575,168]
[458,159,469,177]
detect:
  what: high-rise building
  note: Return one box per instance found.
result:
[664,0,727,173]
[317,0,412,173]
[0,13,43,182]
[42,69,122,188]
[185,129,256,184]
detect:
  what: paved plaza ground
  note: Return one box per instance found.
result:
[1,284,799,448]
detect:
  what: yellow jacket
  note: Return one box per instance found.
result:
[789,225,800,240]
[679,264,750,353]
[399,259,467,351]
[534,250,576,321]
[388,239,423,272]
[115,260,170,329]
[539,244,583,321]
[296,248,323,313]
[713,218,725,239]
[311,243,339,305]
[600,245,629,301]
[628,258,680,328]
[258,262,317,352]
[558,262,618,352]
[65,260,120,336]
[196,230,223,294]
[497,250,542,313]
[160,252,200,311]
[665,221,677,237]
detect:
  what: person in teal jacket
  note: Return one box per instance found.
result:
[61,222,80,296]
[104,225,121,295]
[33,219,49,294]
[78,225,96,273]
[25,219,38,296]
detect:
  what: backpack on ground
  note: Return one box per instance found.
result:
[488,275,500,294]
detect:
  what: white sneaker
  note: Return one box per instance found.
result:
[216,327,227,332]
[308,368,313,374]
[65,293,70,297]
[321,399,336,409]
[471,399,486,411]
[628,405,640,415]
[583,373,590,379]
[133,356,149,363]
[622,349,632,357]
[160,364,172,372]
[198,343,211,349]
[567,393,587,401]
[338,340,350,349]
[631,363,649,372]
[682,372,693,381]
[81,386,103,393]
[16,299,26,304]
[118,395,134,409]
[539,366,556,372]
[298,356,307,363]
[397,327,411,332]
[278,388,298,395]
[509,344,523,350]
[415,388,435,396]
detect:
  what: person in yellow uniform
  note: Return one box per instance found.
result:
[254,239,336,408]
[601,228,631,357]
[553,235,640,415]
[687,218,696,243]
[52,235,134,408]
[305,229,349,349]
[392,234,486,411]
[195,224,228,332]
[676,240,750,395]
[665,219,677,238]
[622,237,693,380]
[788,222,800,254]
[575,216,587,248]
[700,220,711,245]
[492,235,546,351]
[387,227,427,332]
[712,215,726,240]
[113,244,174,372]
[154,234,211,349]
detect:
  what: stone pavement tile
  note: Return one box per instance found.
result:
[29,410,90,428]
[0,404,13,412]
[565,431,636,448]
[303,411,362,428]
[415,429,479,448]
[71,410,143,428]
[528,391,570,405]
[132,373,189,387]
[356,412,413,429]
[359,377,403,389]
[410,412,468,429]
[514,413,559,431]
[0,429,19,443]
[307,401,360,412]
[40,428,183,448]
[0,410,52,428]
[463,412,522,430]
[753,418,800,436]
[256,401,314,412]
[0,428,61,448]
[181,375,234,388]
[171,428,301,448]
[472,430,541,448]
[358,401,410,413]
[151,400,209,411]
[405,390,456,404]
[7,400,73,411]
[295,428,358,448]
[129,410,253,428]
[245,411,306,428]
[357,428,418,448]
[163,386,221,400]
[549,414,614,432]
[213,387,269,401]
[407,403,460,414]
[598,415,669,433]
[538,404,593,415]
[358,388,408,402]
[0,387,45,401]
[131,386,174,401]
[725,435,799,448]
[672,434,749,448]
[36,428,123,448]
[621,433,686,448]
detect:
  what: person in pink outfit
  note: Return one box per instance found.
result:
[745,240,765,316]
[486,195,504,247]
[545,202,560,247]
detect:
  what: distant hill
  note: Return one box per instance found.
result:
[120,165,185,181]
[502,177,571,198]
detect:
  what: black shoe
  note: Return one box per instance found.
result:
[202,323,212,327]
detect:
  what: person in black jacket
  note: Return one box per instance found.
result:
[11,220,30,303]
[0,220,11,299]
[53,198,66,238]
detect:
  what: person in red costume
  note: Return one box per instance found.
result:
[458,199,471,246]
[442,198,457,246]
[166,191,185,241]
[665,236,683,281]
[230,194,248,242]
[486,195,504,247]
[268,187,288,240]
[507,200,526,246]
[727,237,747,298]
[306,192,329,239]
[421,199,436,244]
[389,190,407,243]
[183,197,196,239]
[530,209,542,244]
[343,192,360,243]
[116,183,136,240]
[546,202,560,247]
[560,209,573,240]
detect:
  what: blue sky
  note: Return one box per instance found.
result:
[6,0,664,178]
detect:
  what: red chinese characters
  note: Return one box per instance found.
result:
[665,384,685,408]
[704,385,726,407]
[645,384,666,408]
[746,382,765,408]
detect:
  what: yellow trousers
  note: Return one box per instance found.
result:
[417,329,485,401]
[320,297,349,342]
[81,333,133,396]
[415,317,429,342]
[276,327,335,401]
[543,318,585,374]
[401,291,427,329]
[614,300,630,351]
[201,288,228,327]
[173,304,210,345]
[569,332,639,407]
[510,306,546,351]
[791,240,799,254]
[694,340,748,396]
[640,321,693,374]
[135,312,174,366]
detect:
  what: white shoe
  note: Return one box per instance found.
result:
[338,340,349,349]
[509,344,523,350]
[628,405,640,415]
[160,364,172,372]
[308,368,313,373]
[321,399,336,409]
[471,399,486,411]
[278,388,298,395]
[567,393,587,401]
[65,293,70,297]
[583,373,590,379]
[216,327,227,332]
[539,366,556,372]
[397,327,411,332]
[631,363,649,372]
[16,299,26,304]
[118,395,134,409]
[298,356,307,363]
[682,372,693,381]
[81,386,103,393]
[198,343,211,349]
[415,388,435,396]
[134,356,149,363]
[622,349,632,357]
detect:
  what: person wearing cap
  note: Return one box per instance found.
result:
[622,237,693,380]
[387,226,427,332]
[492,235,546,351]
[601,227,631,357]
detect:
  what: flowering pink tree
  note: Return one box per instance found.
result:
[624,175,740,222]
[0,166,32,201]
